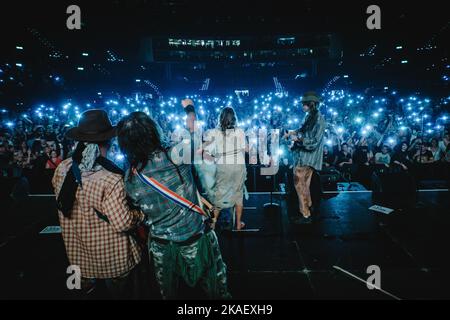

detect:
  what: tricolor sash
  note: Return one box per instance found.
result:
[133,169,207,216]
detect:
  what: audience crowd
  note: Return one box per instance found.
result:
[1,89,449,195]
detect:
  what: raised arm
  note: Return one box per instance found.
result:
[181,98,197,132]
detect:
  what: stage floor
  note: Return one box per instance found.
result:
[1,190,449,299]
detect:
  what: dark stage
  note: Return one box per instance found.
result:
[1,190,449,300]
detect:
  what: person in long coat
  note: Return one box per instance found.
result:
[285,92,326,224]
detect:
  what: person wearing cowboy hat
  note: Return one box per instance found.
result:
[52,109,146,299]
[284,92,326,224]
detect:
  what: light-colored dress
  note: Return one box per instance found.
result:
[208,128,247,209]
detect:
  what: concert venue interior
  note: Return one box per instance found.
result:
[0,0,449,301]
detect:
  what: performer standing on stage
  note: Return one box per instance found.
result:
[180,99,217,203]
[206,107,247,230]
[284,92,326,224]
[117,112,231,300]
[52,110,145,298]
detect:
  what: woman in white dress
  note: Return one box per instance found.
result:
[205,107,247,230]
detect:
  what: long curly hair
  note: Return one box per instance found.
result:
[117,112,183,182]
[299,101,319,134]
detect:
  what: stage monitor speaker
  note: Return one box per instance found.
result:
[371,171,417,209]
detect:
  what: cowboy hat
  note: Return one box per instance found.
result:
[301,91,322,104]
[65,109,116,142]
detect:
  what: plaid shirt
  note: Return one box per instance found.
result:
[52,158,144,279]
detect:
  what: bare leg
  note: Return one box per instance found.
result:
[213,208,221,220]
[235,204,244,230]
[210,208,221,230]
